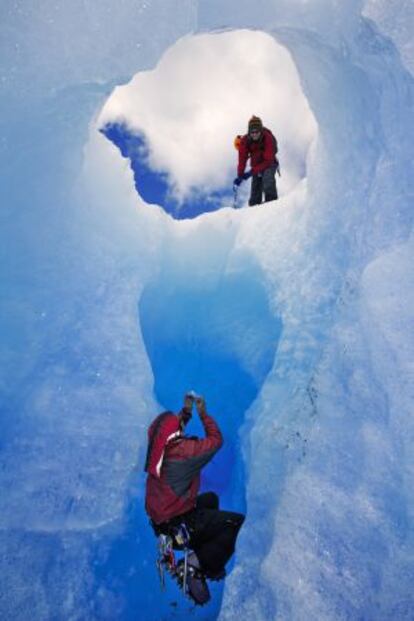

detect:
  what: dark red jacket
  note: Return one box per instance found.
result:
[237,127,278,177]
[145,411,223,524]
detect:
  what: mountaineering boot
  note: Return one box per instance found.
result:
[187,551,201,569]
[186,566,211,606]
[175,554,210,606]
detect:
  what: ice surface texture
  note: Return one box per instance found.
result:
[1,1,413,621]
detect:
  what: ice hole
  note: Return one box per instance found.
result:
[98,30,317,219]
[90,250,282,619]
[139,254,282,508]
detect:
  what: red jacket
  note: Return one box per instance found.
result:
[145,411,223,524]
[237,127,278,177]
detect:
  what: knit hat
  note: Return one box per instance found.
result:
[248,115,263,133]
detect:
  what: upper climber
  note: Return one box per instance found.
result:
[234,115,279,206]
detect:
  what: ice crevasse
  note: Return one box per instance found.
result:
[0,1,413,621]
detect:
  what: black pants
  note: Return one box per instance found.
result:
[249,166,278,206]
[185,493,245,578]
[154,493,245,579]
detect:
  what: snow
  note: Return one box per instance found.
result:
[0,1,413,620]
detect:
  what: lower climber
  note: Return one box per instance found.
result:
[144,392,245,604]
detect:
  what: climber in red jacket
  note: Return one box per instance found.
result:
[234,115,279,206]
[145,392,244,604]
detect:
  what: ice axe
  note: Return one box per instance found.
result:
[232,171,252,209]
[232,182,239,208]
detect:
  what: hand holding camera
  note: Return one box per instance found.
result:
[183,392,195,413]
[184,391,206,416]
[194,395,206,415]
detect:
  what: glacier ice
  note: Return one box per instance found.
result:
[0,1,413,620]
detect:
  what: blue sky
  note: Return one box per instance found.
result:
[101,122,235,219]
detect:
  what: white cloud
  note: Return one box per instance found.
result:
[98,30,318,202]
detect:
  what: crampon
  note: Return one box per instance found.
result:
[156,528,210,606]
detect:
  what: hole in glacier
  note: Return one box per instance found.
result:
[98,30,317,219]
[138,259,282,506]
[91,256,281,619]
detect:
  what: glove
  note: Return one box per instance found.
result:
[181,392,194,422]
[234,171,252,186]
[195,395,206,416]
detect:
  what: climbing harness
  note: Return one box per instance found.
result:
[156,523,191,597]
[157,534,175,590]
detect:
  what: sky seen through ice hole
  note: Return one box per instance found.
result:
[99,30,317,219]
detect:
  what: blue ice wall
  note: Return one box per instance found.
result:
[89,256,281,621]
[139,261,282,503]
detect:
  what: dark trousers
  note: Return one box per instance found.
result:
[154,492,245,579]
[249,166,278,206]
[184,493,245,578]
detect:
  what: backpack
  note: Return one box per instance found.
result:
[234,128,278,155]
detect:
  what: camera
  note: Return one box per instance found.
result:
[185,390,199,402]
